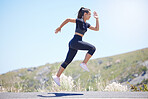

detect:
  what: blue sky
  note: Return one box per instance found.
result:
[0,0,148,74]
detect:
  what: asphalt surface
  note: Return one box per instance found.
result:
[0,91,148,99]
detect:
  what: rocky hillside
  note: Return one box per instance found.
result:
[0,48,148,92]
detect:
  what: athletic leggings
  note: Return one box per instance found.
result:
[61,35,96,69]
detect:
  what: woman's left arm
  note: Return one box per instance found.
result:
[89,11,99,31]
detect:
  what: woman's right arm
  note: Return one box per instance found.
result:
[55,18,76,34]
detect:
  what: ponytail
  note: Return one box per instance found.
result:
[77,7,90,19]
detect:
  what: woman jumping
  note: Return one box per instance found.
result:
[52,7,99,86]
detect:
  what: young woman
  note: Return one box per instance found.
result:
[52,7,99,86]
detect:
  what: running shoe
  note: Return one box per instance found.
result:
[52,75,60,86]
[80,63,90,72]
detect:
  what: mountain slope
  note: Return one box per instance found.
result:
[0,48,148,92]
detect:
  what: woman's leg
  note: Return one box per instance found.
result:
[73,41,96,64]
[56,48,77,77]
[83,53,92,64]
[56,66,65,77]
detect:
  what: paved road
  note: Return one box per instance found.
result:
[0,92,148,99]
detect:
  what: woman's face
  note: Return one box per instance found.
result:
[84,11,91,20]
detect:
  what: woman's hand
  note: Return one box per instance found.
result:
[89,11,99,31]
[54,18,76,34]
[93,11,98,19]
[55,27,61,34]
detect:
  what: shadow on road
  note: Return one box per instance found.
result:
[37,92,83,97]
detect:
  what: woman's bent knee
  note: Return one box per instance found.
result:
[88,46,96,55]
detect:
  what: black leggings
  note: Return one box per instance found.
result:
[61,35,96,69]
